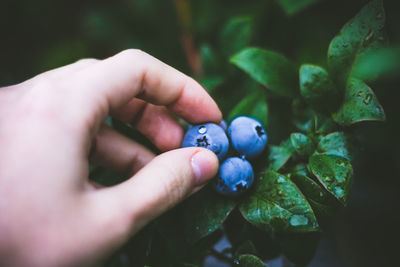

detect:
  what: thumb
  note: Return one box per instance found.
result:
[88,147,219,244]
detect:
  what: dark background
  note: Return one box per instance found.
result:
[1,0,399,266]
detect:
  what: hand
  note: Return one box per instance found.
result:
[0,49,221,267]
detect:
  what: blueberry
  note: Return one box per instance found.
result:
[182,123,229,161]
[228,116,268,159]
[214,157,254,196]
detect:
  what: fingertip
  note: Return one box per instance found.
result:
[191,148,219,186]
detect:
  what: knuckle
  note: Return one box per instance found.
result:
[119,48,147,60]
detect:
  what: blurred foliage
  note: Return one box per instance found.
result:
[1,0,400,266]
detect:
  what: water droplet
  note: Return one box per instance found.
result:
[334,186,344,197]
[278,190,283,196]
[208,228,212,232]
[289,214,309,226]
[277,176,285,184]
[198,126,207,134]
[195,226,200,230]
[319,192,324,198]
[234,259,240,265]
[324,176,332,182]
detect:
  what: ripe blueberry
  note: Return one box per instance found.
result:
[182,123,229,161]
[228,116,267,159]
[214,157,254,196]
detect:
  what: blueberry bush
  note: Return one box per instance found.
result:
[2,0,400,266]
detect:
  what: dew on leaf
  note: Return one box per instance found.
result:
[234,259,240,265]
[334,186,344,197]
[277,176,285,184]
[289,214,309,226]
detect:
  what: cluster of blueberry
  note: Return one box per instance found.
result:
[182,116,268,196]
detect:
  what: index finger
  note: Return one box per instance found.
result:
[73,49,222,126]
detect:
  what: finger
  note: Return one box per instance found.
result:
[86,147,218,245]
[112,99,184,151]
[90,125,155,176]
[72,49,222,129]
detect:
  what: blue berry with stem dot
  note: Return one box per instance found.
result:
[213,157,254,196]
[182,123,229,161]
[228,116,267,159]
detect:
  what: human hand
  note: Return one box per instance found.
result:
[0,49,221,267]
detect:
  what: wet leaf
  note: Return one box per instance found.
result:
[230,47,298,97]
[290,174,338,217]
[229,89,269,126]
[308,154,353,205]
[333,78,385,125]
[268,140,294,171]
[290,133,315,156]
[181,185,236,244]
[235,254,269,267]
[276,0,320,15]
[239,170,319,233]
[299,64,340,112]
[317,132,351,161]
[328,0,386,87]
[220,15,254,57]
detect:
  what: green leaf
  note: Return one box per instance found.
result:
[308,154,353,205]
[333,78,385,125]
[236,254,269,267]
[317,132,351,161]
[220,15,253,58]
[198,75,224,93]
[290,174,338,217]
[200,43,221,75]
[181,185,236,244]
[229,89,269,126]
[268,140,294,171]
[239,171,319,233]
[353,46,400,81]
[275,0,320,15]
[230,47,298,97]
[327,0,386,87]
[278,232,320,265]
[299,64,340,112]
[290,133,315,156]
[234,240,258,257]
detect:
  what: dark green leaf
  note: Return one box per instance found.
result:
[290,174,338,217]
[230,47,298,97]
[333,78,385,125]
[229,89,269,126]
[268,140,294,171]
[278,232,320,265]
[317,132,351,161]
[292,99,314,132]
[200,44,221,75]
[234,240,258,257]
[327,0,386,86]
[299,64,340,112]
[314,114,338,134]
[182,185,236,244]
[198,75,224,93]
[353,46,400,81]
[220,15,253,57]
[308,154,353,205]
[290,133,315,156]
[240,171,319,233]
[236,254,269,267]
[275,0,320,15]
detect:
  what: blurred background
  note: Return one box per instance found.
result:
[1,0,399,266]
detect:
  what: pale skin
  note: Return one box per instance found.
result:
[0,49,221,267]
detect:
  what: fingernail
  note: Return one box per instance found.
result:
[191,150,218,185]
